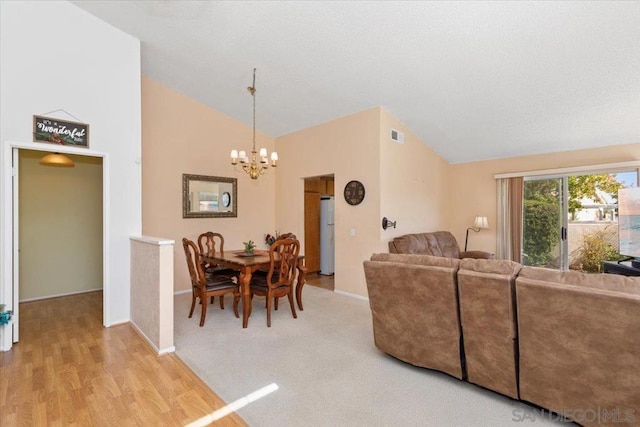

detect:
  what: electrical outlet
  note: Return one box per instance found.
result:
[350,228,356,237]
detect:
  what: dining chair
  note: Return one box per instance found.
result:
[250,238,300,327]
[197,231,238,309]
[183,238,239,327]
[258,232,296,310]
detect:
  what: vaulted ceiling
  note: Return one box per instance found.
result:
[72,1,640,164]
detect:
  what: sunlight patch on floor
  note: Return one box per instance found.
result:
[184,383,279,426]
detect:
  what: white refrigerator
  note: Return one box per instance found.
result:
[320,196,335,275]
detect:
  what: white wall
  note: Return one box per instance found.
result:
[0,1,141,349]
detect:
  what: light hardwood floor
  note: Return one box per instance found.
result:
[305,273,334,291]
[0,291,246,426]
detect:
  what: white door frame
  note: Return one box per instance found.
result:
[1,141,109,351]
[11,148,19,343]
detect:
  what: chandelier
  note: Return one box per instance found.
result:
[230,68,278,179]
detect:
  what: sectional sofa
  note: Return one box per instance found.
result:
[363,253,640,426]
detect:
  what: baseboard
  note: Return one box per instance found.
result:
[130,321,175,355]
[334,289,369,302]
[174,289,191,296]
[106,319,130,327]
[19,288,103,303]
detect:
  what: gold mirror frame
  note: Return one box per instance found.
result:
[182,174,237,218]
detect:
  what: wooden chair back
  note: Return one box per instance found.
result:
[198,232,225,257]
[266,238,300,289]
[277,232,296,241]
[182,238,206,291]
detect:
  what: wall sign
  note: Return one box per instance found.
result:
[33,115,90,147]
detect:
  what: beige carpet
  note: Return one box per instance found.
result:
[174,286,562,426]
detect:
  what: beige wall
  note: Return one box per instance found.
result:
[19,150,103,301]
[275,108,383,295]
[142,77,276,291]
[449,142,640,254]
[379,109,452,240]
[272,106,454,297]
[141,75,639,296]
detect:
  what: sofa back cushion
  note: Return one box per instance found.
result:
[364,253,464,379]
[516,267,640,425]
[517,265,640,295]
[388,231,461,258]
[371,252,461,269]
[458,258,522,399]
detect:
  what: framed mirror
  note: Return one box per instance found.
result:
[182,174,237,218]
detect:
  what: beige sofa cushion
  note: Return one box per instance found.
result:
[516,267,640,426]
[388,231,461,258]
[458,258,522,399]
[371,252,461,269]
[388,231,494,260]
[518,265,640,295]
[364,253,464,379]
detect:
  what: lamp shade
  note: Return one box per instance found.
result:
[473,216,489,229]
[39,153,75,167]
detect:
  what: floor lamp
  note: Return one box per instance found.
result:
[465,216,489,251]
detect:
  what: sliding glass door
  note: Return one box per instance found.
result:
[521,170,638,271]
[522,177,567,269]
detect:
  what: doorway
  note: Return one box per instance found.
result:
[2,142,107,350]
[303,174,335,291]
[19,150,103,302]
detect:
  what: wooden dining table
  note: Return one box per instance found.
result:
[202,250,307,328]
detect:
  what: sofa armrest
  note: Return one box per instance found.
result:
[460,250,494,260]
[363,259,464,379]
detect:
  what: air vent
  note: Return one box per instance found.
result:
[390,128,404,144]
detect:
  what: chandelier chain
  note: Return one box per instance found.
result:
[252,68,256,152]
[230,67,278,179]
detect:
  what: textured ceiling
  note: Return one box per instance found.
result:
[71,1,640,164]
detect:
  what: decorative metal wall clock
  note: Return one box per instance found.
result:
[344,180,365,205]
